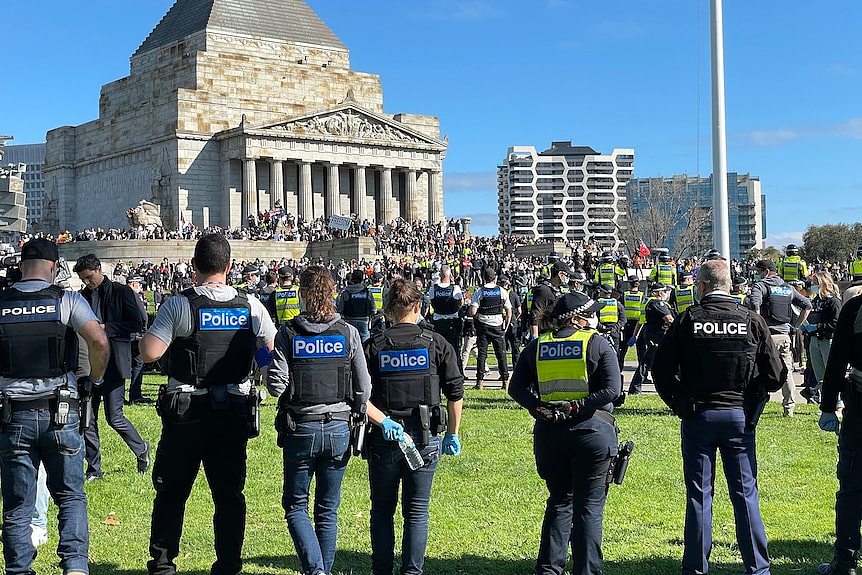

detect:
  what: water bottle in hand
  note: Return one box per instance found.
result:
[399,433,425,471]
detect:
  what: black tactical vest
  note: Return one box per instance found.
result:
[0,286,77,379]
[477,287,504,315]
[280,319,352,406]
[370,328,441,417]
[166,289,256,388]
[759,281,794,325]
[431,285,459,315]
[342,289,374,319]
[681,302,757,402]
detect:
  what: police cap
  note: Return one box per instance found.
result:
[598,284,614,294]
[786,244,799,255]
[278,266,294,278]
[627,275,641,283]
[242,264,259,277]
[127,275,144,284]
[20,238,59,263]
[600,251,614,263]
[548,251,561,263]
[569,269,588,283]
[856,245,862,256]
[733,276,747,286]
[649,282,669,293]
[552,292,604,320]
[552,261,572,275]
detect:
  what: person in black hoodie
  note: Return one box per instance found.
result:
[74,254,149,479]
[802,271,842,404]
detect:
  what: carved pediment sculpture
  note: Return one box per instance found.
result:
[271,110,423,144]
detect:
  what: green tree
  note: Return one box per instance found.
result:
[802,223,862,262]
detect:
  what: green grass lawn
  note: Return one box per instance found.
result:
[34,376,839,574]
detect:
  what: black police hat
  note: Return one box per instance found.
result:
[552,261,572,275]
[551,292,605,319]
[278,266,294,277]
[20,238,59,263]
[242,264,259,276]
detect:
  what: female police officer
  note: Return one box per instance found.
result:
[508,292,622,575]
[267,265,375,575]
[363,277,464,575]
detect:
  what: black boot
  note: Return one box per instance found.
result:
[818,557,858,575]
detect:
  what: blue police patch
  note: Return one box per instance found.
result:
[199,307,251,331]
[379,348,430,373]
[769,285,794,297]
[292,335,347,358]
[0,299,61,324]
[538,341,584,361]
[483,287,501,297]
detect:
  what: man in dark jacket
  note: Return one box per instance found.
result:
[75,254,149,480]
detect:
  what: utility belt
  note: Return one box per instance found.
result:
[155,384,263,439]
[1,383,90,433]
[537,402,616,427]
[389,404,447,443]
[274,407,360,451]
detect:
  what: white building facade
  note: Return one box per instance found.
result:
[1,144,45,226]
[497,141,633,247]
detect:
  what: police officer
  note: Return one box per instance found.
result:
[336,269,377,343]
[271,266,301,326]
[731,275,749,305]
[817,290,862,574]
[139,234,277,575]
[777,244,808,282]
[369,273,386,312]
[257,270,279,320]
[363,277,464,575]
[508,292,621,575]
[850,245,862,282]
[649,252,677,287]
[500,275,522,369]
[652,260,785,575]
[0,238,110,575]
[596,284,626,370]
[622,276,645,367]
[427,265,463,363]
[593,252,625,291]
[236,264,263,297]
[529,261,571,339]
[470,267,512,390]
[628,283,674,394]
[748,259,812,417]
[671,272,697,314]
[268,265,375,575]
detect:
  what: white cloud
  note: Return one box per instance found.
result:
[825,63,858,78]
[409,1,503,22]
[736,129,799,147]
[734,117,862,147]
[443,171,497,192]
[763,231,803,249]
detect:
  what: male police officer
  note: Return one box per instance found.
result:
[778,244,808,282]
[236,264,263,297]
[369,273,386,312]
[817,291,862,575]
[0,238,110,575]
[649,252,677,287]
[596,284,627,370]
[337,269,377,343]
[671,272,697,314]
[594,252,626,291]
[628,283,674,394]
[622,276,645,367]
[731,276,749,305]
[850,246,862,282]
[140,234,276,575]
[271,266,301,326]
[470,267,512,390]
[653,260,785,575]
[427,265,464,366]
[748,259,812,416]
[529,261,571,339]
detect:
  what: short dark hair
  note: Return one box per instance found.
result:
[193,234,231,275]
[482,267,497,283]
[73,254,101,274]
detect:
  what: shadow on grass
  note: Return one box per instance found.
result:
[465,395,522,411]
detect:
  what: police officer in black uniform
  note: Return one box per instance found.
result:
[500,275,523,369]
[817,291,862,575]
[140,234,277,575]
[529,261,571,339]
[427,265,463,365]
[363,278,464,575]
[0,239,110,575]
[652,260,785,575]
[337,269,377,343]
[629,283,674,394]
[470,267,512,390]
[508,291,621,575]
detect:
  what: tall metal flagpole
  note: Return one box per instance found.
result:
[710,0,731,264]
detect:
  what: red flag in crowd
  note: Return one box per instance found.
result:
[638,240,650,258]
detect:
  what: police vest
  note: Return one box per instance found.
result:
[342,288,374,319]
[624,291,644,321]
[780,257,802,281]
[477,287,504,315]
[597,264,618,287]
[275,286,301,322]
[657,265,676,286]
[281,319,352,407]
[732,293,747,305]
[431,285,460,316]
[525,291,535,312]
[638,297,656,326]
[851,259,862,280]
[674,287,695,313]
[0,286,78,379]
[370,329,440,417]
[681,303,757,402]
[598,299,619,325]
[536,329,594,402]
[369,286,384,310]
[166,289,256,388]
[759,282,794,325]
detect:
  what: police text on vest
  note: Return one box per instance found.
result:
[379,348,430,372]
[693,321,748,336]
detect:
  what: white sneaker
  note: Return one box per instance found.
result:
[30,524,48,548]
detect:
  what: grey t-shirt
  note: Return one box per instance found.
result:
[0,280,99,400]
[147,285,277,394]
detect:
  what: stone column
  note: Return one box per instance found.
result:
[405,169,418,221]
[428,169,442,223]
[298,160,313,222]
[270,160,283,210]
[325,163,340,218]
[242,158,257,225]
[353,165,367,221]
[380,167,393,224]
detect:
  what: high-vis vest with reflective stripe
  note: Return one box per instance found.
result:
[674,286,695,313]
[638,297,656,325]
[780,256,802,281]
[598,299,619,324]
[596,264,618,287]
[732,293,747,305]
[536,329,593,402]
[657,265,676,286]
[851,259,862,280]
[623,291,644,321]
[526,291,534,312]
[275,286,301,322]
[369,286,384,310]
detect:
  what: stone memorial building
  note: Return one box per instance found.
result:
[44,0,447,232]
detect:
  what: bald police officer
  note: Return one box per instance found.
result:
[140,234,276,575]
[653,260,785,575]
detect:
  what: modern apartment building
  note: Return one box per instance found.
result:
[1,143,46,226]
[627,172,765,260]
[497,141,633,247]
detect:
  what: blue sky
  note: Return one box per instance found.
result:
[2,0,860,244]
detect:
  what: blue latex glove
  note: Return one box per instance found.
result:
[819,412,839,433]
[442,433,461,456]
[255,347,273,368]
[627,336,638,347]
[802,324,818,333]
[380,417,404,442]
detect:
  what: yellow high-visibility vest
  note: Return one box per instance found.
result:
[674,286,695,313]
[598,298,619,325]
[536,329,593,403]
[275,286,301,322]
[623,291,644,321]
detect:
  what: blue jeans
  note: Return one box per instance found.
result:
[345,319,371,343]
[282,419,351,575]
[368,430,442,575]
[32,464,49,530]
[681,409,770,575]
[0,409,89,575]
